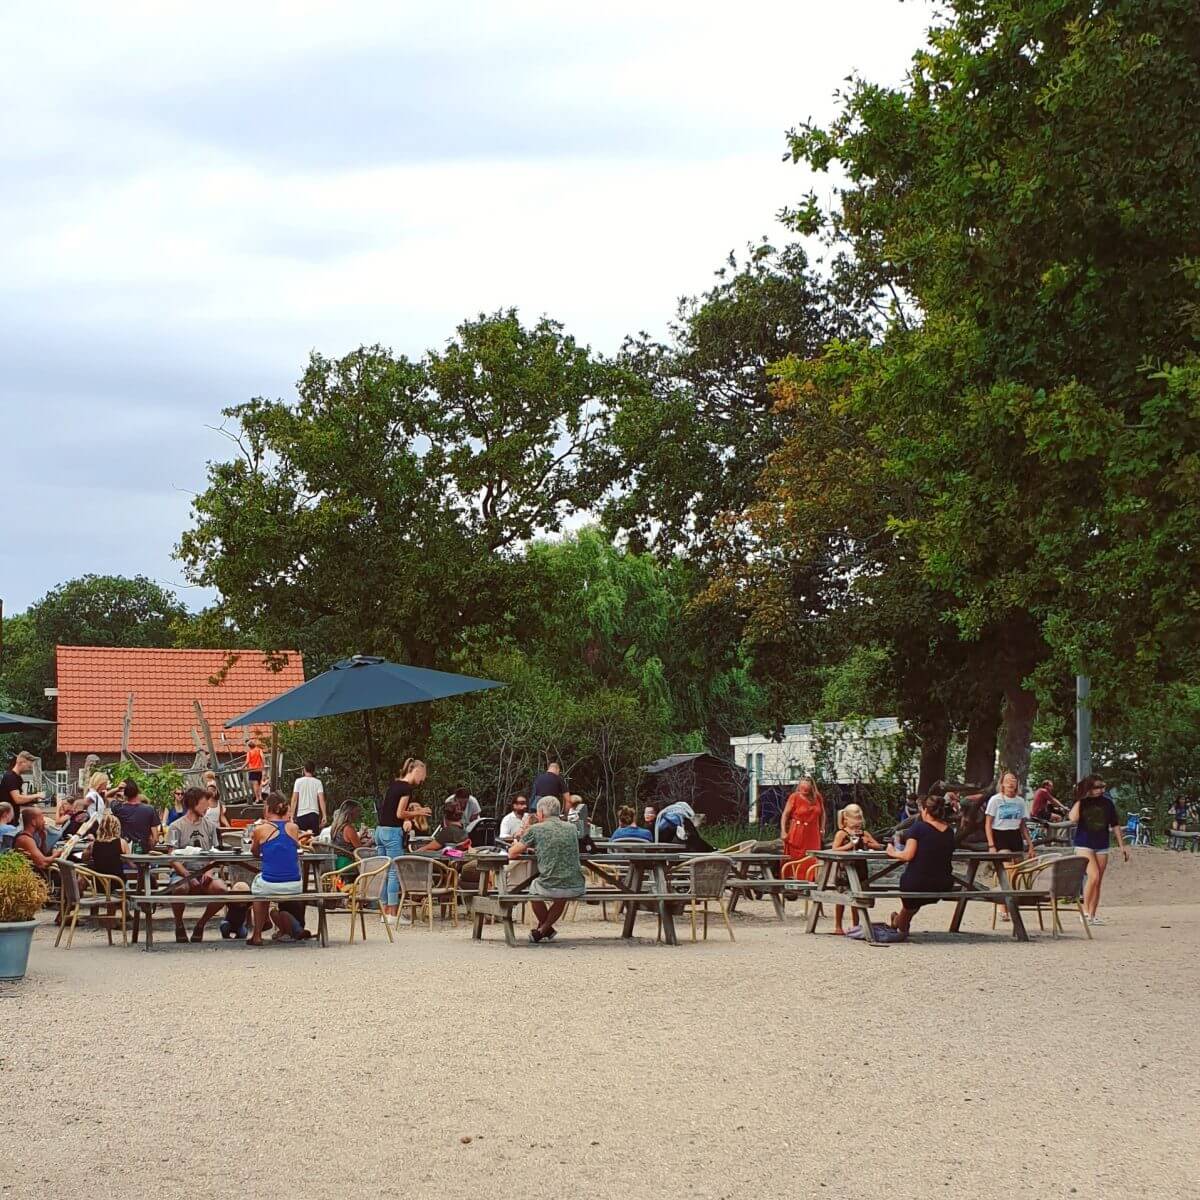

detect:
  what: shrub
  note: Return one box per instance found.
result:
[0,852,49,922]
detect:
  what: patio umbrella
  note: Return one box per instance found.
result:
[223,655,504,797]
[0,711,56,732]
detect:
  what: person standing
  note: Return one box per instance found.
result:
[246,738,266,807]
[376,758,428,926]
[2,751,44,828]
[781,778,825,862]
[529,759,565,802]
[1070,775,1129,925]
[289,761,327,835]
[985,771,1034,858]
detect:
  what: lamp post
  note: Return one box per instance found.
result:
[1076,675,1091,780]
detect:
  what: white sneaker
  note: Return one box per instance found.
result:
[1087,915,1106,925]
[396,913,413,926]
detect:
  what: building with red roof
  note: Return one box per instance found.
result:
[54,646,304,775]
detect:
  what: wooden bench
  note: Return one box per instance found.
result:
[130,890,344,951]
[472,890,679,947]
[726,877,813,920]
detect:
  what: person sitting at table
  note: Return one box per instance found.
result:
[445,786,482,828]
[509,795,586,944]
[164,786,228,943]
[417,799,470,855]
[830,804,884,935]
[0,801,18,845]
[611,805,652,842]
[885,792,956,940]
[498,794,530,841]
[84,812,129,923]
[329,801,367,872]
[12,806,65,875]
[83,771,112,821]
[112,780,161,852]
[55,793,77,824]
[247,793,306,946]
[58,796,94,840]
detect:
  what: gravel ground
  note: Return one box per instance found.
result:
[2,848,1197,1200]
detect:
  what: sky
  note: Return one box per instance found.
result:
[2,0,933,614]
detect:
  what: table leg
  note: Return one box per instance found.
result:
[949,859,980,932]
[317,900,328,947]
[846,862,877,943]
[621,863,645,939]
[652,861,678,946]
[143,902,154,952]
[727,861,748,914]
[804,861,834,934]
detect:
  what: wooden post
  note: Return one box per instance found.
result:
[270,725,280,799]
[193,700,227,806]
[120,693,134,762]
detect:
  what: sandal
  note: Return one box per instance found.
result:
[245,937,264,947]
[175,929,189,944]
[190,928,205,943]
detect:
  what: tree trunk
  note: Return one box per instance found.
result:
[964,692,1003,788]
[999,685,1039,787]
[917,713,950,794]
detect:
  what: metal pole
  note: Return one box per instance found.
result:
[1075,675,1091,781]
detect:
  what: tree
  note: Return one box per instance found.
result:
[605,241,866,560]
[0,575,188,760]
[771,0,1200,780]
[177,312,640,682]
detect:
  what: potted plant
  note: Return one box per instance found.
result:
[0,851,49,979]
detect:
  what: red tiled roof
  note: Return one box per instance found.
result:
[55,646,305,754]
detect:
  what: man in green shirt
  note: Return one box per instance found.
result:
[509,795,585,943]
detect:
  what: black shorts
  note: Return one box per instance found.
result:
[248,771,263,783]
[295,811,321,834]
[993,828,1024,852]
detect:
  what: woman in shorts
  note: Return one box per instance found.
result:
[1070,775,1129,926]
[885,792,956,939]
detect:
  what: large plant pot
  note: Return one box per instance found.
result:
[0,921,37,980]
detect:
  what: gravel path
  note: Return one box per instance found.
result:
[3,848,1197,1200]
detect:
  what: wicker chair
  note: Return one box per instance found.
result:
[659,854,736,943]
[51,861,128,948]
[994,853,1092,939]
[395,856,459,930]
[321,856,393,943]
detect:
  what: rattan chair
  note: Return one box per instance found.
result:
[321,856,393,943]
[395,856,460,930]
[51,860,128,948]
[658,854,736,943]
[995,853,1092,939]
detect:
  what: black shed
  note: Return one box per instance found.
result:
[638,752,747,826]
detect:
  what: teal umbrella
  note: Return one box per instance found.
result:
[224,655,503,796]
[0,711,56,732]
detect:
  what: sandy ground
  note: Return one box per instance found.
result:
[2,848,1198,1200]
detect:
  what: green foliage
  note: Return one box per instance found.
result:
[106,761,185,811]
[0,575,190,760]
[0,852,49,922]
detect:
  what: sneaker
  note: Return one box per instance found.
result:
[397,913,413,926]
[1088,915,1106,925]
[529,929,545,944]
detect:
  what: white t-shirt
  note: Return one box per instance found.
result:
[293,775,324,817]
[499,811,527,840]
[85,789,107,819]
[985,793,1028,830]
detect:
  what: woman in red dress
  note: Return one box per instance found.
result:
[781,777,826,862]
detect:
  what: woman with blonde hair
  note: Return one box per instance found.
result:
[377,757,430,924]
[85,771,111,820]
[830,803,883,935]
[781,777,825,862]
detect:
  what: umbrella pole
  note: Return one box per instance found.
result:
[363,710,381,800]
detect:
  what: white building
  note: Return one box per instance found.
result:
[729,718,911,787]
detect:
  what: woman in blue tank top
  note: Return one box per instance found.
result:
[248,793,304,946]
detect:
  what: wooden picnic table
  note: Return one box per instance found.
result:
[805,848,1036,944]
[121,849,338,951]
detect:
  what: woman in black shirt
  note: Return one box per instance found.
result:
[376,758,429,924]
[885,792,956,939]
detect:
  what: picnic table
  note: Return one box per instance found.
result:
[805,849,1042,944]
[469,846,796,946]
[122,848,339,951]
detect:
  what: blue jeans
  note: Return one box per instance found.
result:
[374,825,405,906]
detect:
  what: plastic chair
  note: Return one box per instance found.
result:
[395,856,459,930]
[51,860,128,948]
[321,856,393,943]
[995,854,1092,939]
[659,854,735,942]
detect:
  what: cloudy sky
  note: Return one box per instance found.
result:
[3,0,932,613]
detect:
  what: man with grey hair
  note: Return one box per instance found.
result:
[508,795,585,943]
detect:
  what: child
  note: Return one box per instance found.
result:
[831,803,883,935]
[220,880,252,939]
